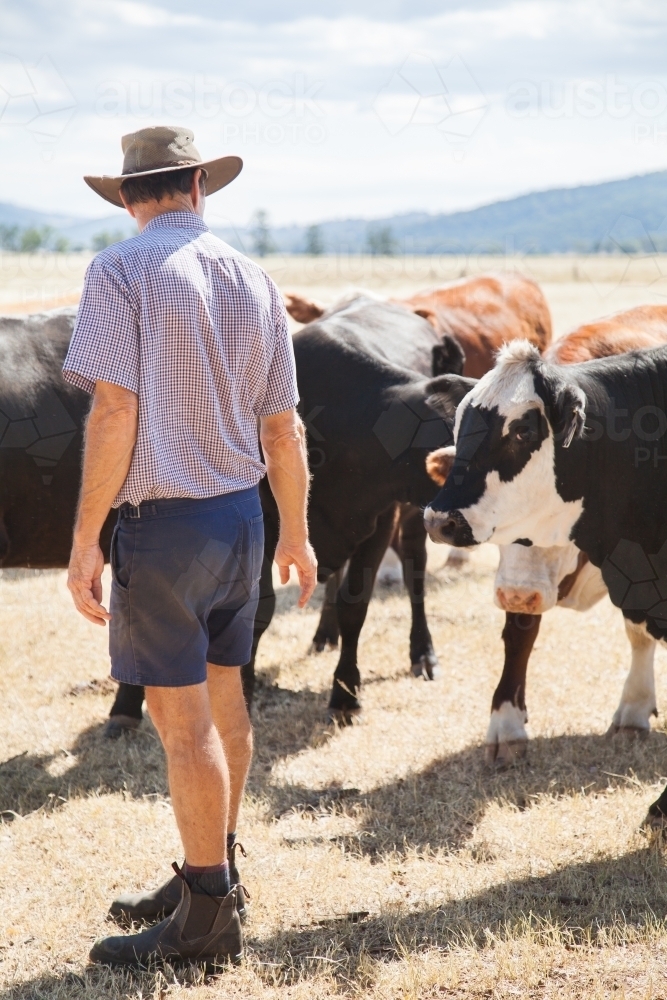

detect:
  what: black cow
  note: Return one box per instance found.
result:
[112,296,472,726]
[0,308,114,566]
[423,338,667,820]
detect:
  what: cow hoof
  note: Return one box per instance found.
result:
[103,715,142,739]
[410,654,441,681]
[310,638,339,654]
[327,705,362,726]
[485,739,527,768]
[605,723,650,739]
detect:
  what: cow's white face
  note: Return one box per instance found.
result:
[424,341,586,549]
[495,541,580,614]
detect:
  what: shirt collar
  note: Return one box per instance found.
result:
[143,211,209,235]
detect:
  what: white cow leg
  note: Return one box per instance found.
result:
[608,618,657,734]
[485,703,528,766]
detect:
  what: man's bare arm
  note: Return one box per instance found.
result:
[260,408,317,608]
[67,380,139,625]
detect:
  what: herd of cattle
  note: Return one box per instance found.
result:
[4,273,667,828]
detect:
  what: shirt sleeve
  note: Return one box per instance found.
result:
[62,253,139,395]
[258,279,300,416]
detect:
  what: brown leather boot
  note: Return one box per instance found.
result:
[109,842,248,925]
[91,867,244,968]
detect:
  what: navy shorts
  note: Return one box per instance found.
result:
[109,488,263,688]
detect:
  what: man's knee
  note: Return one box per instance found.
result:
[145,684,211,744]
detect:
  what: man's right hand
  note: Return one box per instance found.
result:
[274,537,318,608]
[68,540,111,625]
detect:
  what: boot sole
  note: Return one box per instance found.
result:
[90,950,243,970]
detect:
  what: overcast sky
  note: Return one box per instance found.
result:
[2,0,667,226]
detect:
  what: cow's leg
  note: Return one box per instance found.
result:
[329,505,398,721]
[485,612,541,766]
[397,506,439,680]
[240,512,279,710]
[105,683,145,739]
[607,618,657,735]
[311,567,344,652]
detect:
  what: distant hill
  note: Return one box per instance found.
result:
[0,202,135,251]
[252,170,667,255]
[2,169,667,254]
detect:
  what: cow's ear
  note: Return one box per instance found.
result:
[432,335,466,376]
[412,306,438,329]
[539,376,587,448]
[426,445,456,485]
[284,292,325,324]
[424,374,477,420]
[558,385,586,447]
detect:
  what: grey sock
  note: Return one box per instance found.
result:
[183,860,230,897]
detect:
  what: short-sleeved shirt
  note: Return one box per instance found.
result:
[63,211,299,507]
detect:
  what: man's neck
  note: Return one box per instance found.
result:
[132,198,202,232]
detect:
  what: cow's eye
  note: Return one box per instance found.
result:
[513,426,531,443]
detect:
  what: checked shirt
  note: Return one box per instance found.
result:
[63,211,299,507]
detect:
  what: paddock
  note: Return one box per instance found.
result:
[3,260,667,999]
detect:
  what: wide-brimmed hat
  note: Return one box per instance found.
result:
[84,126,243,208]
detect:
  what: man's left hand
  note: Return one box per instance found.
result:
[68,542,110,625]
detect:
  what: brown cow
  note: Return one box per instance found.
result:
[285,273,552,378]
[547,304,667,363]
[427,303,667,766]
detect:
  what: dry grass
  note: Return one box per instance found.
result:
[3,539,667,999]
[3,250,667,338]
[4,267,667,997]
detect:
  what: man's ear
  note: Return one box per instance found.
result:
[424,374,477,421]
[432,335,466,376]
[283,293,325,324]
[426,445,456,485]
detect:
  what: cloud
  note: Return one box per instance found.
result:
[2,0,667,224]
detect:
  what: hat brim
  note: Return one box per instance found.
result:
[84,155,243,208]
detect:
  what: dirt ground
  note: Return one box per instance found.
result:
[3,259,667,999]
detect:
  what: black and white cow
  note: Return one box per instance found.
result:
[424,341,667,762]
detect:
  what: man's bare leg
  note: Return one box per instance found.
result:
[207,664,253,835]
[145,682,228,866]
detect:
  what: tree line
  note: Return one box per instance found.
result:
[250,210,396,257]
[0,215,399,256]
[0,225,127,254]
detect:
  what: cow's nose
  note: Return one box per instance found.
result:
[424,508,476,547]
[496,587,543,614]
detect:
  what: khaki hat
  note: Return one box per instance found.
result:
[84,126,243,208]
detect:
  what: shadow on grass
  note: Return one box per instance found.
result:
[0,721,167,817]
[250,729,667,853]
[5,846,667,998]
[4,690,667,845]
[0,677,332,819]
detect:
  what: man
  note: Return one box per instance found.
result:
[63,125,317,967]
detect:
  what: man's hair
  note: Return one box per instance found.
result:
[120,166,207,206]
